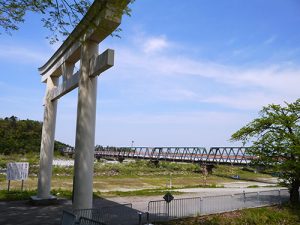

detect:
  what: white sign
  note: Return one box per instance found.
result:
[6,162,29,180]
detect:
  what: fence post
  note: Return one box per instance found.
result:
[138,212,142,225]
[243,191,246,209]
[21,180,24,191]
[231,194,234,210]
[167,202,170,218]
[278,189,281,205]
[200,197,203,215]
[257,192,260,206]
[146,212,149,224]
[7,180,10,192]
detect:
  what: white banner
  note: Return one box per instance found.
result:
[6,162,29,180]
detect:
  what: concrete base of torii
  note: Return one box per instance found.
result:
[29,195,58,206]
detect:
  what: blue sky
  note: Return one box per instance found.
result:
[0,0,299,147]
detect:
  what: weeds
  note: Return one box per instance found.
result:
[157,205,300,225]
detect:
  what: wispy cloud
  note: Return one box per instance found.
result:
[129,33,172,54]
[142,36,170,54]
[226,38,237,46]
[263,35,277,45]
[105,33,300,111]
[201,92,291,110]
[117,46,299,91]
[0,45,49,64]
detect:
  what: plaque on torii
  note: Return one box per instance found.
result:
[33,1,130,210]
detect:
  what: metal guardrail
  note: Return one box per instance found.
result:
[73,203,145,225]
[67,189,292,224]
[61,210,106,225]
[147,189,290,223]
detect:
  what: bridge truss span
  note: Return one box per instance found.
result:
[93,146,254,165]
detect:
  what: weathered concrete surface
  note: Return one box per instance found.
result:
[37,77,58,199]
[73,41,98,210]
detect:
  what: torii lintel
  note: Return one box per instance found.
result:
[39,0,124,83]
[49,49,114,101]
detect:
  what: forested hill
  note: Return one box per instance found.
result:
[0,116,69,154]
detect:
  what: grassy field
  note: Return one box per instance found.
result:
[157,204,300,225]
[0,153,275,198]
[0,173,227,193]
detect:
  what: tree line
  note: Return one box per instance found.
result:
[0,116,68,154]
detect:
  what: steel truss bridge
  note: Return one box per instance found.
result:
[92,146,254,165]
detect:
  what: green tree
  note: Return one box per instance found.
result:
[0,0,133,43]
[0,116,69,154]
[231,99,300,204]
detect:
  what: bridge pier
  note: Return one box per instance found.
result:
[95,155,102,161]
[206,164,214,174]
[150,160,160,167]
[117,157,125,163]
[200,164,214,175]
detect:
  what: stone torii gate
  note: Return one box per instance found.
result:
[32,1,129,209]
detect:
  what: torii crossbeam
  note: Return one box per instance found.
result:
[32,1,129,210]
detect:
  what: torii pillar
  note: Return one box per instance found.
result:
[31,1,129,209]
[72,40,98,209]
[37,76,58,199]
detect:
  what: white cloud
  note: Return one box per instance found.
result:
[142,36,169,53]
[226,38,237,46]
[263,35,277,45]
[0,45,49,64]
[201,92,295,110]
[114,40,300,109]
[136,52,298,93]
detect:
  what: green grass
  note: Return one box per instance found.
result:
[0,190,37,201]
[0,152,39,166]
[213,164,273,181]
[0,189,73,201]
[0,174,228,194]
[96,188,182,197]
[157,204,300,225]
[93,160,201,176]
[0,188,181,200]
[0,153,276,200]
[176,184,224,189]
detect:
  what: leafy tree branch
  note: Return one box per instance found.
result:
[231,99,300,204]
[0,0,134,43]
